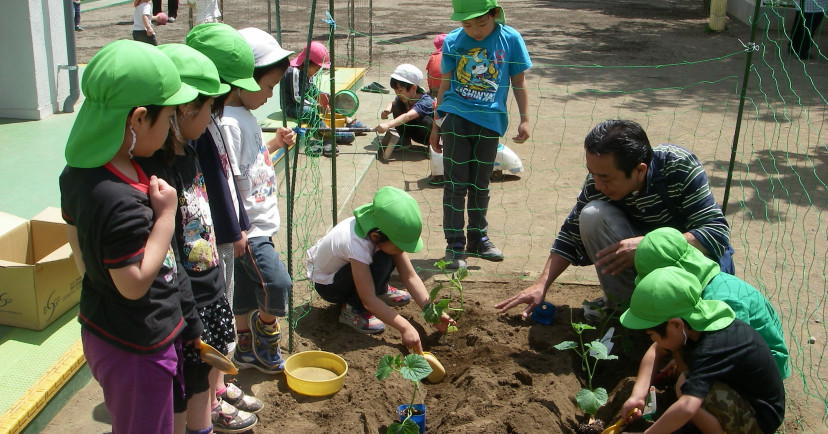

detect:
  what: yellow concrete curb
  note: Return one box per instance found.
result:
[0,339,85,434]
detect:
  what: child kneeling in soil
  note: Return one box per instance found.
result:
[305,187,454,352]
[620,266,784,434]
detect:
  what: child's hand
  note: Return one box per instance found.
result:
[233,231,248,257]
[401,326,423,354]
[265,127,295,153]
[429,125,442,153]
[381,109,391,119]
[148,175,177,219]
[436,314,456,333]
[277,127,295,146]
[512,120,530,143]
[374,122,391,134]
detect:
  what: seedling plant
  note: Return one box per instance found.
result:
[375,353,433,434]
[421,260,467,333]
[554,321,618,418]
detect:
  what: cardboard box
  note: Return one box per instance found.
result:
[0,207,82,330]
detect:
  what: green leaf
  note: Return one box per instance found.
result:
[399,354,433,382]
[587,341,620,360]
[434,259,448,271]
[375,355,395,380]
[446,325,458,333]
[572,322,596,333]
[553,341,578,351]
[388,418,421,434]
[401,418,421,434]
[429,283,444,302]
[422,302,441,324]
[455,267,469,281]
[575,387,608,415]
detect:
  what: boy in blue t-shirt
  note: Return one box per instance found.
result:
[430,0,532,269]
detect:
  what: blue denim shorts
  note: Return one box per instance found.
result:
[233,236,292,317]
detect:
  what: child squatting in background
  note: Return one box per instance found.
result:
[279,41,366,155]
[431,0,532,269]
[620,267,785,433]
[305,187,454,352]
[60,40,201,434]
[373,64,435,152]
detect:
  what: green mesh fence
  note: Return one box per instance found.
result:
[243,0,826,429]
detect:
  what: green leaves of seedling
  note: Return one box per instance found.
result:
[554,321,617,417]
[576,387,608,416]
[388,418,421,434]
[553,340,577,351]
[375,354,433,382]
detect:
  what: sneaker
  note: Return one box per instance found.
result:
[466,237,504,262]
[167,16,176,23]
[339,303,385,334]
[322,142,340,157]
[231,311,285,374]
[218,382,263,414]
[378,285,411,307]
[75,25,84,31]
[304,138,324,157]
[445,242,467,270]
[359,81,390,94]
[211,399,258,433]
[347,119,369,135]
[427,175,444,186]
[582,296,609,324]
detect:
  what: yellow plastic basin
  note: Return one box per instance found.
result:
[284,351,348,396]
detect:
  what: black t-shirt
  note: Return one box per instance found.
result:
[682,319,785,433]
[138,144,225,308]
[60,162,201,354]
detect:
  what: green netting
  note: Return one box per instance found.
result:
[224,0,826,429]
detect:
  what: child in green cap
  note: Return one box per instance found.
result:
[306,187,454,352]
[620,266,784,433]
[619,227,790,428]
[138,43,259,434]
[59,40,201,434]
[430,0,532,268]
[185,23,290,376]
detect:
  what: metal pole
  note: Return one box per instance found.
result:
[349,0,355,67]
[330,0,338,224]
[721,0,764,215]
[287,0,318,354]
[274,0,282,44]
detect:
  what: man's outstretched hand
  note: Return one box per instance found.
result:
[494,282,546,319]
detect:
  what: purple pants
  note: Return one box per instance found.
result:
[82,328,179,434]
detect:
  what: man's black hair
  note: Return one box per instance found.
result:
[584,119,653,177]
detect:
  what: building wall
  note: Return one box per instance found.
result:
[0,0,71,120]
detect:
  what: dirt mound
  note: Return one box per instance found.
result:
[239,279,663,433]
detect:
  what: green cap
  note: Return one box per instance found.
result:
[185,23,260,92]
[158,44,231,97]
[634,227,720,288]
[65,40,198,168]
[353,187,424,253]
[620,266,735,332]
[451,0,505,24]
